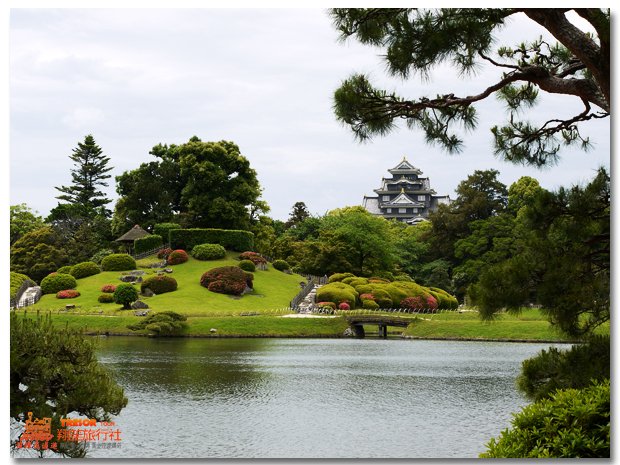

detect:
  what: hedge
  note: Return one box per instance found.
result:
[101,254,136,272]
[191,243,226,261]
[141,275,178,295]
[40,273,77,295]
[134,235,163,255]
[170,228,254,252]
[69,261,101,279]
[153,223,181,242]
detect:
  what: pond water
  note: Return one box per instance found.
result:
[89,337,562,458]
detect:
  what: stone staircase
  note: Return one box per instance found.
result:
[296,285,321,314]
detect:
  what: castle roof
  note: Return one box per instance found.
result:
[388,156,422,175]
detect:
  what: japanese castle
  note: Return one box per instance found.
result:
[362,157,451,224]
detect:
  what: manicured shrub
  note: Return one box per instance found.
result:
[368,277,390,284]
[98,294,115,303]
[101,284,117,293]
[317,301,336,310]
[140,275,178,295]
[170,228,254,252]
[272,259,290,271]
[362,300,380,310]
[359,293,375,301]
[134,234,163,255]
[153,223,181,242]
[40,273,77,295]
[480,380,610,458]
[56,289,80,299]
[157,247,173,259]
[127,311,188,336]
[200,266,253,296]
[101,254,136,272]
[315,282,358,307]
[328,272,356,283]
[429,287,459,309]
[342,277,369,287]
[239,251,267,265]
[57,266,73,274]
[191,243,226,261]
[113,283,139,309]
[70,261,101,279]
[167,249,189,265]
[400,295,438,312]
[338,302,350,310]
[238,260,256,272]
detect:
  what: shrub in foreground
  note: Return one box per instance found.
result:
[113,284,139,309]
[238,260,256,272]
[191,243,226,261]
[127,311,188,336]
[480,380,610,458]
[70,261,101,279]
[40,273,77,295]
[200,266,253,296]
[167,249,189,265]
[140,275,178,295]
[98,294,115,303]
[101,254,136,272]
[272,259,290,271]
[56,290,80,299]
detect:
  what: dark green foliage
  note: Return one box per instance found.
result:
[10,203,45,246]
[153,223,181,242]
[140,275,178,295]
[331,9,609,165]
[316,282,358,307]
[191,243,226,260]
[362,300,380,310]
[40,273,77,295]
[10,313,127,457]
[98,294,115,303]
[170,228,254,252]
[167,249,189,265]
[134,235,163,254]
[113,284,139,309]
[10,272,34,300]
[272,259,290,271]
[481,380,610,458]
[517,336,610,402]
[285,201,311,228]
[69,261,101,279]
[200,266,253,296]
[127,311,188,336]
[10,226,68,283]
[57,265,73,274]
[101,254,136,272]
[90,249,113,265]
[54,134,113,214]
[238,260,256,272]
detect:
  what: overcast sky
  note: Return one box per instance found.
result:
[9,8,610,221]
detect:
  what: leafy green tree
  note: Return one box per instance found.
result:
[113,284,139,309]
[10,227,68,283]
[11,313,127,457]
[54,135,113,217]
[10,204,45,245]
[507,176,543,214]
[285,201,311,228]
[331,8,609,165]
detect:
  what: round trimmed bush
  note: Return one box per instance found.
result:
[70,261,101,279]
[101,254,136,272]
[56,289,80,299]
[238,251,267,265]
[317,301,337,310]
[238,260,256,272]
[362,300,380,310]
[272,259,290,272]
[157,247,173,259]
[328,272,356,283]
[40,273,77,295]
[338,302,350,310]
[101,284,117,293]
[57,265,73,274]
[167,249,189,265]
[191,243,226,261]
[114,283,139,309]
[98,294,115,303]
[140,275,178,295]
[200,266,253,296]
[359,293,375,301]
[316,282,358,308]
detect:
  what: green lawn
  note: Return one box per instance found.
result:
[29,252,306,316]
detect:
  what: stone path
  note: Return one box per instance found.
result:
[18,286,42,308]
[296,285,322,314]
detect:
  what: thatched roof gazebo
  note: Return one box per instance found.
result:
[115,224,150,253]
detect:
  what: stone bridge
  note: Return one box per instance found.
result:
[345,315,413,339]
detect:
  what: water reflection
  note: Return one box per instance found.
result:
[91,337,563,458]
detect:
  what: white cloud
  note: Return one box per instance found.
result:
[61,107,105,129]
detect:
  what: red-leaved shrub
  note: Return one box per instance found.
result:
[200,266,253,296]
[360,293,375,301]
[167,249,189,265]
[238,251,267,265]
[157,247,173,259]
[401,295,439,313]
[317,301,336,310]
[56,289,80,299]
[101,284,117,293]
[338,302,350,310]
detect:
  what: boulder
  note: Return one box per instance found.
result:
[141,288,155,298]
[343,328,355,338]
[210,328,217,333]
[131,300,149,310]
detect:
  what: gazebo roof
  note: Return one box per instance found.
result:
[115,224,150,242]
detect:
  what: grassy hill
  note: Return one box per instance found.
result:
[29,251,306,316]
